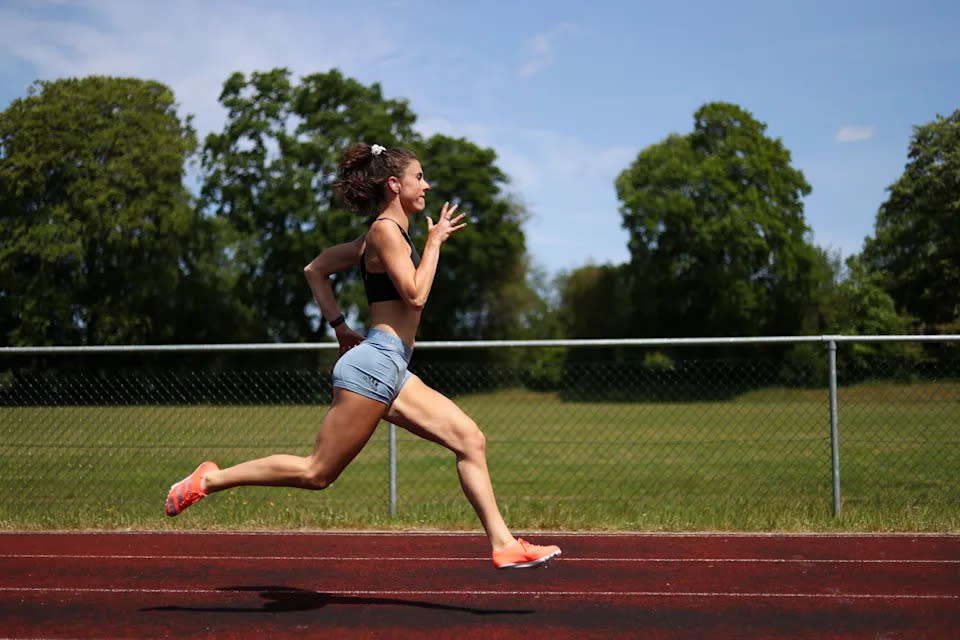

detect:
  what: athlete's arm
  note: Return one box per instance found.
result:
[372,203,465,310]
[303,234,365,346]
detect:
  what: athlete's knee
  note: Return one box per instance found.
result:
[470,426,487,454]
[455,419,487,458]
[302,461,340,490]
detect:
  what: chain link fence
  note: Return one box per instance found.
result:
[1,337,957,531]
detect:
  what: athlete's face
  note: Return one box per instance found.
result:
[397,161,430,213]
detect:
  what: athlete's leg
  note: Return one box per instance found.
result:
[384,374,515,550]
[203,389,387,493]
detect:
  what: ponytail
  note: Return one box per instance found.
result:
[334,143,417,214]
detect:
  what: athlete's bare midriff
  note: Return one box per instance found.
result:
[369,300,422,348]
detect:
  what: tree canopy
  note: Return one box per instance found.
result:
[412,135,531,340]
[862,108,960,332]
[199,68,419,341]
[200,68,535,342]
[615,102,820,338]
[2,70,956,353]
[0,76,221,346]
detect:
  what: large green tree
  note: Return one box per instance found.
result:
[412,135,532,340]
[201,68,537,342]
[615,102,820,339]
[0,76,235,346]
[199,68,409,342]
[862,108,960,332]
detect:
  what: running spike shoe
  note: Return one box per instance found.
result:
[492,538,562,569]
[165,461,218,517]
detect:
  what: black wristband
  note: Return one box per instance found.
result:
[328,313,346,328]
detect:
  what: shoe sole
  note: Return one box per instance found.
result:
[165,481,186,517]
[496,549,561,569]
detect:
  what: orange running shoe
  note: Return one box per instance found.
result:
[165,461,218,517]
[492,538,561,569]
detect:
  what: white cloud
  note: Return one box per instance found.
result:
[0,3,628,272]
[521,33,555,77]
[415,112,635,266]
[0,1,405,139]
[519,23,576,77]
[834,125,876,143]
[460,123,636,195]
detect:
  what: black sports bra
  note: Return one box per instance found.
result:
[361,218,421,304]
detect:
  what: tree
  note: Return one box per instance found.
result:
[862,109,960,332]
[413,134,533,340]
[821,254,914,336]
[556,263,633,339]
[201,69,537,342]
[615,102,820,340]
[199,68,415,341]
[781,250,919,384]
[0,76,223,346]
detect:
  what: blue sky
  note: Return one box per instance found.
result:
[1,0,958,275]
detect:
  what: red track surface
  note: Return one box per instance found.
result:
[1,532,958,639]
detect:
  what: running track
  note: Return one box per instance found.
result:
[1,532,958,639]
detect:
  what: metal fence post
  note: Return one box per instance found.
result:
[388,422,397,517]
[828,339,841,517]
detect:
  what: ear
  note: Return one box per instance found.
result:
[387,176,401,194]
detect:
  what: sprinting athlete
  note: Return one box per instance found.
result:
[166,142,560,569]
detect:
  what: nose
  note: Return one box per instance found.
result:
[423,180,430,191]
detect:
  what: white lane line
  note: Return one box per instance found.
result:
[1,554,957,564]
[4,531,958,538]
[0,586,957,600]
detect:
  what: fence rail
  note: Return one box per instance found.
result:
[1,334,953,354]
[1,336,958,531]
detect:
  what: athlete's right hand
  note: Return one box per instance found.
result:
[335,326,365,358]
[426,201,467,243]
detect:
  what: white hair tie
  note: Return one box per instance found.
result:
[371,144,386,156]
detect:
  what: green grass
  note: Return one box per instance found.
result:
[1,382,957,532]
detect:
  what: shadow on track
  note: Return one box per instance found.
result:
[142,585,535,616]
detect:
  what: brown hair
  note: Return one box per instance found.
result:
[334,143,418,215]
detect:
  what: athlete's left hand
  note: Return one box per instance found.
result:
[426,201,467,244]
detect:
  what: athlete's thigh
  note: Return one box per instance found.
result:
[384,374,477,451]
[310,388,387,473]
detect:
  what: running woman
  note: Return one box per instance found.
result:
[166,142,560,569]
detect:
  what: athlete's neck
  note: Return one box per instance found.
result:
[376,203,410,232]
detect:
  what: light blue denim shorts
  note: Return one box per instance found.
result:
[332,328,414,406]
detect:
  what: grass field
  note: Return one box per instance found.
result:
[1,382,957,532]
